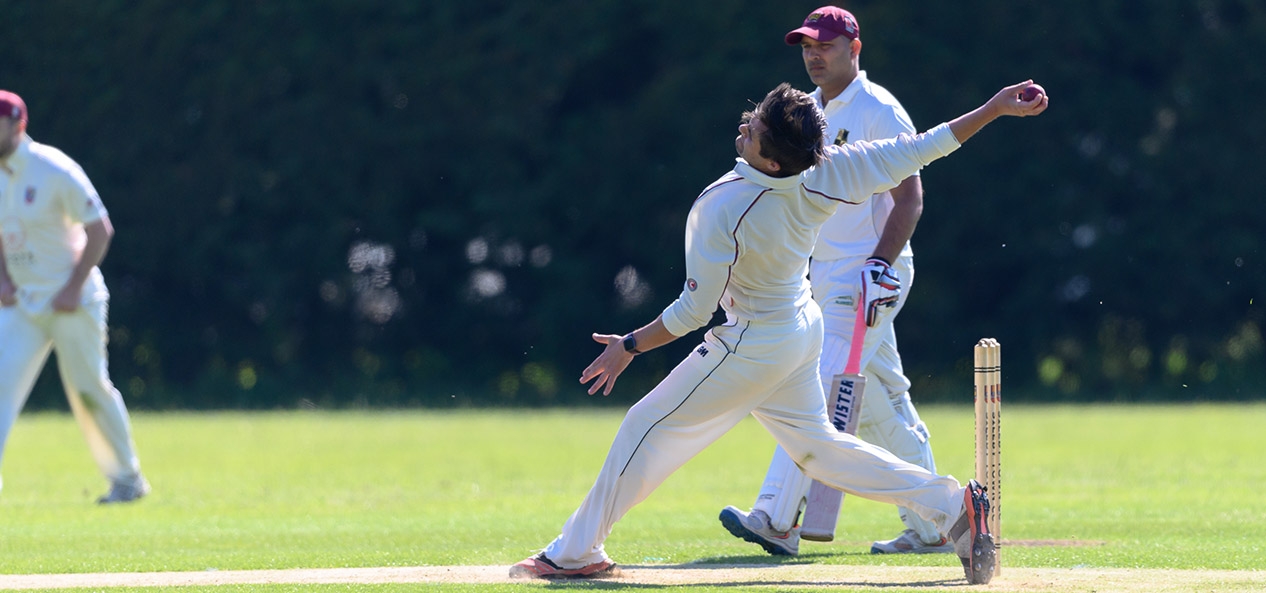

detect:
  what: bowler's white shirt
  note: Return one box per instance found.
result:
[1,136,109,311]
[660,124,959,337]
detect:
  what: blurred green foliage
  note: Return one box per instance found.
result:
[5,0,1262,408]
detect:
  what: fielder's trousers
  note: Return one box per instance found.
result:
[0,299,142,488]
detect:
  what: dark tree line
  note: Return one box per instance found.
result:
[5,0,1262,409]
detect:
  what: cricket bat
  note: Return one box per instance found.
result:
[800,299,868,542]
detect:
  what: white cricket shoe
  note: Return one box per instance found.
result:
[870,529,955,554]
[97,475,151,504]
[718,505,799,556]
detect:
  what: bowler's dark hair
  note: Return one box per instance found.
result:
[742,83,827,177]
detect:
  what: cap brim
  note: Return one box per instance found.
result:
[784,26,843,45]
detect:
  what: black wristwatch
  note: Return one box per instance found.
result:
[622,334,642,355]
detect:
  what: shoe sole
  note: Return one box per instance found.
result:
[960,533,997,584]
[509,558,621,579]
[960,480,997,584]
[97,488,150,505]
[530,566,622,579]
[719,509,795,556]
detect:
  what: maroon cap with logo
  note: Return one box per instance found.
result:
[785,6,860,45]
[0,90,27,123]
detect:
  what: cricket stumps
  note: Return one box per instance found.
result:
[974,338,1002,576]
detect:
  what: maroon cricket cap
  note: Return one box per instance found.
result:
[785,6,860,45]
[0,90,26,123]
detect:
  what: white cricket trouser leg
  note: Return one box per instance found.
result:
[542,306,964,568]
[754,255,941,539]
[0,303,141,486]
[52,301,142,482]
[0,307,55,490]
[857,335,941,542]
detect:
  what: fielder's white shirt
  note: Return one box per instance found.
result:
[0,136,109,312]
[811,71,919,262]
[660,124,960,337]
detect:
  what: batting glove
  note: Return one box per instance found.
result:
[859,257,900,328]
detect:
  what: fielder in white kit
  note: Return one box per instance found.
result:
[510,80,1046,585]
[720,6,952,556]
[0,90,150,504]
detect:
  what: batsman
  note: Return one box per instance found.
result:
[719,6,953,555]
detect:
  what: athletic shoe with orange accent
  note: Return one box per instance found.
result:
[719,505,800,556]
[948,479,997,585]
[508,553,622,579]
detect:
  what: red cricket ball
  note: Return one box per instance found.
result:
[1020,83,1046,102]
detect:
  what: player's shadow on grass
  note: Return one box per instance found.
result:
[693,551,850,564]
[536,573,962,590]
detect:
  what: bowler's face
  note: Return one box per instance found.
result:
[736,116,764,160]
[735,116,780,176]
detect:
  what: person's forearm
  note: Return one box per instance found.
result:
[0,241,10,282]
[625,317,679,354]
[947,101,1004,145]
[871,176,923,263]
[65,218,113,291]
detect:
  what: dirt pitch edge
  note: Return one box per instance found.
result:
[1,565,1264,591]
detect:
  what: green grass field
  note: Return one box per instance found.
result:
[1,403,1264,592]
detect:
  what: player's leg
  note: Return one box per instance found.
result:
[759,375,997,584]
[0,308,55,492]
[854,256,947,552]
[719,259,861,552]
[757,306,997,584]
[743,327,857,531]
[745,257,882,545]
[48,300,146,501]
[753,353,965,535]
[532,322,796,571]
[861,335,946,551]
[861,347,943,548]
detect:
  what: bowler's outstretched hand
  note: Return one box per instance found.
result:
[948,79,1049,144]
[581,333,634,396]
[989,80,1049,117]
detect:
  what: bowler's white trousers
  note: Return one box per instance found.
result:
[0,299,142,487]
[542,301,964,568]
[754,254,942,541]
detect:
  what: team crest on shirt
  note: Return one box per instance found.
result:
[834,129,849,146]
[24,187,36,204]
[686,278,698,291]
